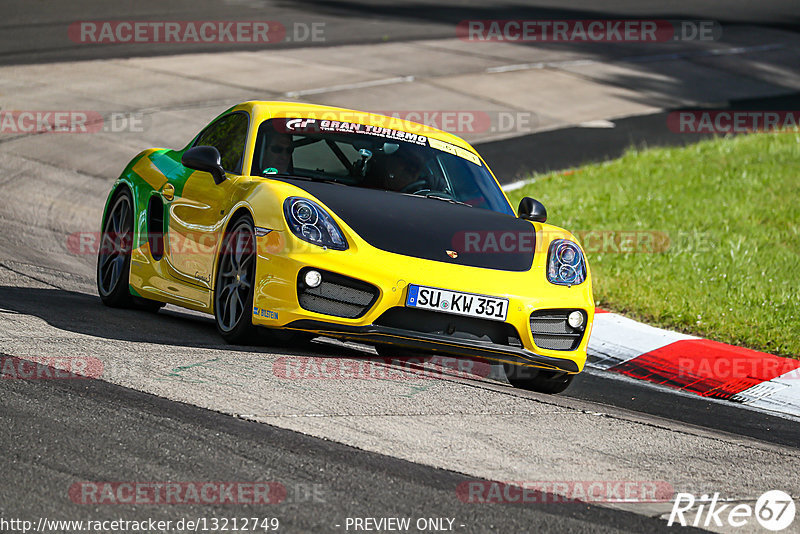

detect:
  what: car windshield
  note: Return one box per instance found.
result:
[251,118,514,215]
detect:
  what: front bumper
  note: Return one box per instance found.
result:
[251,229,593,374]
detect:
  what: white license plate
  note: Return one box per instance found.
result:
[405,284,508,322]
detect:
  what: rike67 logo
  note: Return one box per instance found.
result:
[668,490,796,531]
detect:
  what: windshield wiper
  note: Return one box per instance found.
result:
[422,193,472,207]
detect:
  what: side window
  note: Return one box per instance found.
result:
[193,113,249,174]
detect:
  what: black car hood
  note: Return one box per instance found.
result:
[280,179,535,272]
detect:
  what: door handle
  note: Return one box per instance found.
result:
[162,183,175,201]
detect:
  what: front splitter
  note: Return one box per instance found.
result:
[282,319,581,373]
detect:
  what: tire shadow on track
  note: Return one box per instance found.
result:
[0,285,520,388]
[0,285,363,358]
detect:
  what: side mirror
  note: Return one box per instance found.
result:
[518,197,547,223]
[182,146,226,184]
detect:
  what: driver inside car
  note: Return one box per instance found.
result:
[259,131,294,174]
[367,150,427,192]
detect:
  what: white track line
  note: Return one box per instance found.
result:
[285,75,415,98]
[485,43,785,74]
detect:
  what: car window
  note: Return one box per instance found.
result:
[193,112,249,174]
[291,140,358,177]
[251,118,514,215]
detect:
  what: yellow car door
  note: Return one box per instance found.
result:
[164,112,250,305]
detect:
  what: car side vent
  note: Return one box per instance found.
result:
[147,195,165,261]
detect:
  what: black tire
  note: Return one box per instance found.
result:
[503,363,575,394]
[97,189,136,308]
[214,215,259,344]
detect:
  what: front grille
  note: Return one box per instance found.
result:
[375,307,522,347]
[297,269,378,319]
[530,310,586,351]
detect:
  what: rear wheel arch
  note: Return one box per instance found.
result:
[97,184,164,312]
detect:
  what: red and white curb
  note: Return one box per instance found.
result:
[587,309,800,418]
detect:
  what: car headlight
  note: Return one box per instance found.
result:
[283,197,348,251]
[547,239,586,286]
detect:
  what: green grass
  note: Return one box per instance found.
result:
[508,132,800,357]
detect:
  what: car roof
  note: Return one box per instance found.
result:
[228,101,479,154]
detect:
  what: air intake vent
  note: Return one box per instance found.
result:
[297,268,378,319]
[530,310,586,351]
[375,307,522,347]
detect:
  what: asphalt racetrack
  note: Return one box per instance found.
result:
[1,2,799,532]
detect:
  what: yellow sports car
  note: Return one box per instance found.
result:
[97,102,594,393]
